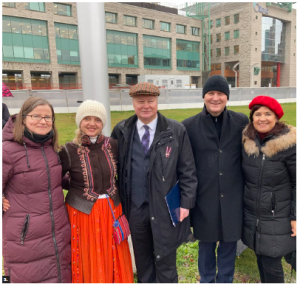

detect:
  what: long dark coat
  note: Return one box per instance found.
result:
[2,116,71,283]
[182,107,249,242]
[242,125,296,257]
[111,112,197,260]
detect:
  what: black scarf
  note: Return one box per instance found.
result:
[24,127,54,143]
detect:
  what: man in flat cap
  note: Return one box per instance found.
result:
[182,75,249,283]
[111,82,197,283]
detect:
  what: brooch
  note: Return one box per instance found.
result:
[165,146,172,158]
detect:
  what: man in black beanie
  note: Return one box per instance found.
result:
[182,75,249,283]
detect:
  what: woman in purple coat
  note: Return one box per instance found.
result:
[2,97,71,283]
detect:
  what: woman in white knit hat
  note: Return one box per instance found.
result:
[59,100,133,283]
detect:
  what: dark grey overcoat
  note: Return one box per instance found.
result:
[182,107,249,242]
[111,111,197,260]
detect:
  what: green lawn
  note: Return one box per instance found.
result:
[56,103,296,283]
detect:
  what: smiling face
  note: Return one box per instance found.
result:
[252,106,277,133]
[204,90,228,116]
[132,95,158,124]
[80,116,103,136]
[24,105,53,135]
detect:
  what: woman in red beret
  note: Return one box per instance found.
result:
[241,96,296,283]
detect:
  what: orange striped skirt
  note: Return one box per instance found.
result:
[66,198,134,283]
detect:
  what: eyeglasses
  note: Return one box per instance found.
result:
[26,115,54,122]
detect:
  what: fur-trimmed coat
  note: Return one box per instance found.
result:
[242,124,296,258]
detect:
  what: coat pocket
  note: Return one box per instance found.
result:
[20,214,30,245]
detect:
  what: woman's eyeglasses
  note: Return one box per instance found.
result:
[26,115,54,122]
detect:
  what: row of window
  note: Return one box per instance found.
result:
[213,46,240,57]
[214,30,239,43]
[3,2,72,16]
[105,12,200,36]
[210,14,239,28]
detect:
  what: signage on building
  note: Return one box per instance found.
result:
[253,3,269,14]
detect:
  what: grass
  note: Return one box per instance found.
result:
[3,104,296,282]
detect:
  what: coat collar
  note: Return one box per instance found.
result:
[242,124,296,157]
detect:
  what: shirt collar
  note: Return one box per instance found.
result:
[136,115,158,131]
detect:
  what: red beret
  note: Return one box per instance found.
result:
[249,96,284,119]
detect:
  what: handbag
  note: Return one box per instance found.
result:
[106,196,130,245]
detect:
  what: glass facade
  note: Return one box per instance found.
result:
[211,63,221,70]
[53,3,71,16]
[161,22,170,32]
[2,16,50,63]
[59,73,77,89]
[225,46,230,56]
[216,48,221,57]
[216,18,221,27]
[31,72,51,89]
[3,2,15,7]
[124,16,136,27]
[105,12,117,24]
[143,35,171,69]
[55,23,80,65]
[176,24,185,34]
[261,17,286,62]
[225,31,230,40]
[25,2,45,12]
[143,19,154,29]
[234,30,239,39]
[176,39,200,70]
[107,30,138,68]
[2,70,23,90]
[191,27,199,36]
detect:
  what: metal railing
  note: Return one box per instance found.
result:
[3,87,296,114]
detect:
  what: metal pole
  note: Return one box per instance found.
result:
[77,2,111,135]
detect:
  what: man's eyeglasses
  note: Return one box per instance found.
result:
[26,115,54,122]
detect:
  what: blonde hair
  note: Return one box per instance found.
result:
[13,97,60,152]
[73,128,83,146]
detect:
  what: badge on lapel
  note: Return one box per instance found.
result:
[165,146,172,158]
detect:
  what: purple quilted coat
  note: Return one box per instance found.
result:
[2,115,71,283]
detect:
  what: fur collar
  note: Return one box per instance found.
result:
[242,125,296,157]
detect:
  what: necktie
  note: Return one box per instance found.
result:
[141,125,150,154]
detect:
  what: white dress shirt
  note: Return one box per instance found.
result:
[136,115,158,147]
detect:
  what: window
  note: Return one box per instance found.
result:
[191,27,199,36]
[225,46,230,56]
[211,63,221,70]
[2,71,23,90]
[105,12,117,24]
[234,14,239,24]
[225,16,230,25]
[31,72,51,89]
[225,31,230,40]
[53,3,71,16]
[24,2,45,12]
[210,20,213,29]
[234,30,239,39]
[59,73,77,89]
[210,49,213,57]
[216,33,221,42]
[255,48,257,51]
[143,19,154,29]
[234,45,239,54]
[216,48,221,57]
[176,24,186,34]
[210,35,213,44]
[161,22,170,32]
[3,2,15,7]
[216,18,221,27]
[255,32,258,35]
[256,15,258,19]
[176,39,200,70]
[124,16,136,27]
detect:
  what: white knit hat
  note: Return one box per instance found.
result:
[76,100,107,128]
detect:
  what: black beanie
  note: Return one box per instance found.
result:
[203,75,230,99]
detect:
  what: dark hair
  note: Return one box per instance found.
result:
[244,104,286,140]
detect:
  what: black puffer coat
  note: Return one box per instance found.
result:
[242,124,296,258]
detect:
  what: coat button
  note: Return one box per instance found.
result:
[221,193,224,198]
[219,172,223,176]
[151,217,155,220]
[219,149,222,153]
[157,255,160,259]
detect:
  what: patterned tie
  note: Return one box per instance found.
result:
[141,125,150,154]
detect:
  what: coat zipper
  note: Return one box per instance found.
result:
[41,146,62,283]
[21,214,30,245]
[255,153,265,253]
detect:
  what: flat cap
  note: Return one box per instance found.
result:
[129,82,160,97]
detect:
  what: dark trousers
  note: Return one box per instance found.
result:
[256,255,284,283]
[198,241,237,283]
[129,201,178,283]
